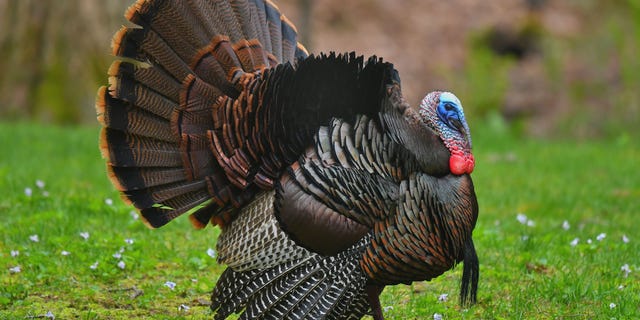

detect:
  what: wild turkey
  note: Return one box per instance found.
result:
[96,0,479,319]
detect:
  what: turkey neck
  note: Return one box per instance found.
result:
[379,84,451,176]
[359,173,478,285]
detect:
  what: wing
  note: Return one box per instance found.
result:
[276,113,422,255]
[211,237,373,320]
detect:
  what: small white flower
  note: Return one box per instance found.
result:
[516,213,528,225]
[44,311,55,319]
[526,220,535,227]
[609,303,616,309]
[61,250,70,256]
[562,220,570,230]
[164,281,176,290]
[178,304,190,312]
[29,234,39,242]
[521,235,529,241]
[118,247,125,253]
[207,248,217,258]
[125,238,134,245]
[621,264,632,278]
[9,265,21,273]
[618,285,625,290]
[596,233,606,241]
[622,235,630,243]
[24,187,33,197]
[36,180,45,189]
[10,250,19,257]
[130,211,139,220]
[587,239,593,244]
[433,313,443,320]
[117,261,126,270]
[105,198,113,206]
[383,306,394,312]
[90,262,99,270]
[438,293,449,302]
[113,252,122,259]
[191,278,198,283]
[570,238,579,247]
[79,232,90,240]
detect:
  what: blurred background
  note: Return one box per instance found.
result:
[0,0,638,139]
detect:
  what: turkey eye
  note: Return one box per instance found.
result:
[444,103,455,112]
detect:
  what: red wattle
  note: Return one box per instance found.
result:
[450,154,475,175]
[467,154,475,173]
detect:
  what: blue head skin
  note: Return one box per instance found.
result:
[436,92,472,147]
[419,91,474,175]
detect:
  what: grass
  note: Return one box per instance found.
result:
[0,122,638,319]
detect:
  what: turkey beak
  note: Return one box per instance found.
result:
[450,118,466,136]
[450,117,473,149]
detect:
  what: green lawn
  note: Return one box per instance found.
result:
[1,122,638,319]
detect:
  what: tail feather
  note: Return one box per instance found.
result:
[100,129,182,168]
[112,26,193,83]
[233,38,270,71]
[230,1,260,41]
[122,0,304,73]
[109,167,186,190]
[139,189,212,227]
[130,180,208,205]
[99,0,308,228]
[120,180,205,208]
[125,0,212,61]
[189,201,221,228]
[180,133,217,180]
[99,94,176,143]
[192,35,247,97]
[175,77,221,137]
[247,0,271,53]
[108,60,182,103]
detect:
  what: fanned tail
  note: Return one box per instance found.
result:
[97,0,307,228]
[211,238,373,320]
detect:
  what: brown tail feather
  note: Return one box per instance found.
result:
[230,1,260,41]
[138,189,213,227]
[101,129,182,168]
[99,0,307,229]
[125,0,212,61]
[180,133,216,180]
[262,0,284,61]
[128,180,208,206]
[247,0,271,52]
[108,60,182,103]
[112,27,193,83]
[109,167,186,190]
[99,94,175,143]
